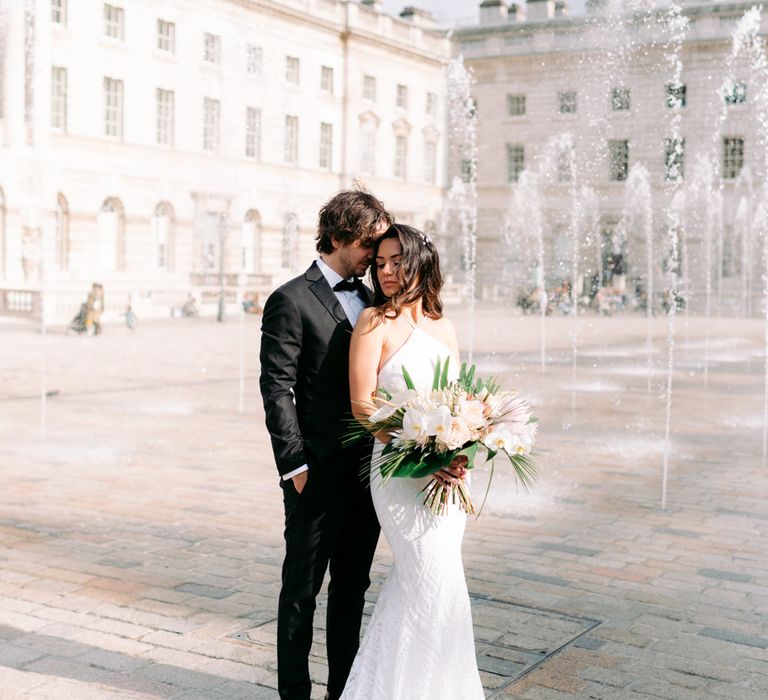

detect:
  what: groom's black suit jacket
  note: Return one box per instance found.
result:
[260,261,374,480]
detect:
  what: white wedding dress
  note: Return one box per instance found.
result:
[341,317,484,700]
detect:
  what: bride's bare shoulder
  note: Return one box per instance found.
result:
[353,307,387,336]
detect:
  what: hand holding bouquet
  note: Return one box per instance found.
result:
[344,358,539,515]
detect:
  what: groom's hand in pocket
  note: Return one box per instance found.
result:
[292,471,308,494]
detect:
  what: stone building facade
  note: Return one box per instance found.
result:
[0,0,449,322]
[456,0,768,314]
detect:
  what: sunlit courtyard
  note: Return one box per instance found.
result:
[0,309,765,699]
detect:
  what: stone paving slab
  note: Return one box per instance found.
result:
[0,311,766,699]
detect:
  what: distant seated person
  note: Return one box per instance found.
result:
[242,291,262,314]
[181,294,199,317]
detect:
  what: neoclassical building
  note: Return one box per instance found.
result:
[456,0,768,314]
[3,0,767,322]
[0,0,449,321]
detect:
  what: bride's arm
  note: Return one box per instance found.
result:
[349,308,387,435]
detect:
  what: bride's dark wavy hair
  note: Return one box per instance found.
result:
[370,224,444,322]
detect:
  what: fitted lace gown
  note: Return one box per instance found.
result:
[341,319,484,700]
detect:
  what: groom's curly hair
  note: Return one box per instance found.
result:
[316,189,393,254]
[370,224,444,322]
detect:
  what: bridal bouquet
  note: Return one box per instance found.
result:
[344,359,538,516]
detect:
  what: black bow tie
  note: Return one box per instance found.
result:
[333,277,364,293]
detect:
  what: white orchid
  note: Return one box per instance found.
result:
[509,430,534,455]
[482,425,515,453]
[401,407,430,445]
[423,405,452,439]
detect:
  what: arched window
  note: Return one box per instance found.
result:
[153,202,174,271]
[282,213,298,271]
[99,197,125,270]
[55,193,69,270]
[242,210,261,272]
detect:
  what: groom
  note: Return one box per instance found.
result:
[260,190,393,700]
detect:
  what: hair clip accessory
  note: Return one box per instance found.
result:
[420,233,432,245]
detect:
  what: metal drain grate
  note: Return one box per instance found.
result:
[469,595,601,697]
[232,593,600,698]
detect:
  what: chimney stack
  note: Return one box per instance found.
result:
[526,0,556,21]
[399,6,438,27]
[479,0,509,25]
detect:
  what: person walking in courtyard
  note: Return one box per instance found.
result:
[85,282,104,335]
[259,189,392,700]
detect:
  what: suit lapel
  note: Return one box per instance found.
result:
[306,261,349,326]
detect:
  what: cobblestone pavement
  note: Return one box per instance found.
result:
[0,310,766,699]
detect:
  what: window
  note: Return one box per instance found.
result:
[99,197,125,270]
[103,77,123,138]
[284,115,299,164]
[423,140,437,184]
[724,81,747,105]
[609,139,629,181]
[461,159,473,183]
[286,56,300,84]
[426,92,438,116]
[104,5,124,40]
[507,94,526,116]
[557,144,574,183]
[157,20,175,53]
[51,67,67,130]
[666,82,686,108]
[203,98,220,152]
[51,0,66,25]
[396,84,408,109]
[507,144,525,182]
[664,138,684,181]
[204,33,221,63]
[360,119,376,175]
[247,45,262,75]
[321,66,334,94]
[246,107,261,159]
[611,86,630,111]
[363,75,376,102]
[723,137,744,179]
[394,135,407,179]
[558,90,577,114]
[156,88,174,146]
[319,123,333,170]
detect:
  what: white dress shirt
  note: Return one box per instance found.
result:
[282,258,366,481]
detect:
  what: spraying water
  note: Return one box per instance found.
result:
[660,4,689,511]
[445,57,478,363]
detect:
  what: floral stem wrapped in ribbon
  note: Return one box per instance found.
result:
[344,358,539,516]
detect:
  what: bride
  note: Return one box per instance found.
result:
[342,224,484,699]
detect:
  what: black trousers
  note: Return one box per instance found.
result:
[277,471,380,700]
